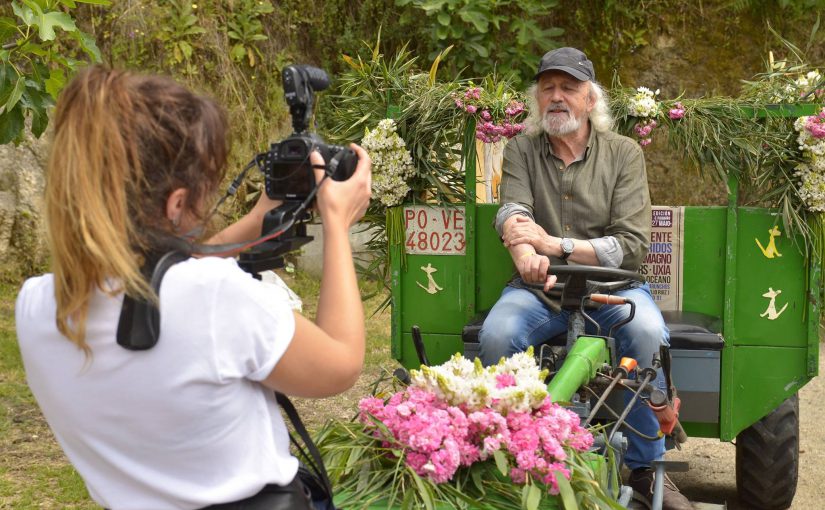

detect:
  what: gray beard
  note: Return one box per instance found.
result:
[542,111,582,136]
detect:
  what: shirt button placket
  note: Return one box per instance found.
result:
[561,164,574,236]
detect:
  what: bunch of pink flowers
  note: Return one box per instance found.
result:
[668,102,686,120]
[358,352,593,494]
[634,119,658,147]
[804,108,825,139]
[453,86,527,144]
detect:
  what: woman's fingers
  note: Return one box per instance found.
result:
[315,145,372,228]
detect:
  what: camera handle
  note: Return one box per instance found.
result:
[236,201,314,277]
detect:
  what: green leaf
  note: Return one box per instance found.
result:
[230,43,246,61]
[5,75,25,111]
[555,471,577,510]
[38,11,77,41]
[0,103,25,144]
[0,17,18,42]
[467,42,489,58]
[0,65,13,104]
[70,29,102,62]
[525,483,541,510]
[184,26,207,36]
[59,0,77,7]
[12,2,35,27]
[437,12,450,25]
[30,100,49,137]
[45,67,65,99]
[492,449,508,476]
[544,27,564,38]
[410,470,434,510]
[179,40,193,59]
[458,8,488,33]
[435,23,449,40]
[74,0,112,4]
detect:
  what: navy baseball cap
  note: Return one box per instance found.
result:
[535,47,595,81]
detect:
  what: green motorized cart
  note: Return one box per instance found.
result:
[389,107,821,509]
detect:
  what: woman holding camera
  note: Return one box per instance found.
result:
[15,66,371,509]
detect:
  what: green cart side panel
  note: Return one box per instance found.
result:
[475,204,514,312]
[717,208,819,440]
[398,333,463,370]
[722,345,810,441]
[731,208,807,347]
[398,254,469,335]
[680,422,719,438]
[680,207,726,317]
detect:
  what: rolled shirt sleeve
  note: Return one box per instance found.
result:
[495,203,534,237]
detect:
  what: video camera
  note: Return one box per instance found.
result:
[261,65,358,201]
[238,64,358,275]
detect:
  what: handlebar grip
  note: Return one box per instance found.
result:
[590,293,628,305]
[618,357,638,376]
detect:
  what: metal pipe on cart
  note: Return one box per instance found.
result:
[607,366,656,445]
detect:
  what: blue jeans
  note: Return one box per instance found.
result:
[478,282,668,470]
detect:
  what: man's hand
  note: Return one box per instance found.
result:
[504,215,560,256]
[515,251,558,292]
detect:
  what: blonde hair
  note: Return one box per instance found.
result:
[45,66,228,352]
[524,80,614,136]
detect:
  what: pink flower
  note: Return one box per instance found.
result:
[505,100,525,117]
[464,87,482,100]
[805,109,825,139]
[480,110,492,121]
[668,102,685,120]
[466,105,477,114]
[640,138,652,147]
[358,378,593,489]
[495,373,517,388]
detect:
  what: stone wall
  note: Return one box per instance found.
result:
[0,133,49,277]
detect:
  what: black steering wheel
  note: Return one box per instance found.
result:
[545,265,645,310]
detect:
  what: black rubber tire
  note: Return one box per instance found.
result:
[735,394,799,510]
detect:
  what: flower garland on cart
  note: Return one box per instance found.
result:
[609,55,824,266]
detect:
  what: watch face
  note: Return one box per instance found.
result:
[562,238,574,253]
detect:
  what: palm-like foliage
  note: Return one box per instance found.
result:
[321,41,469,299]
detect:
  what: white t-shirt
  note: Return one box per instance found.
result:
[16,257,299,510]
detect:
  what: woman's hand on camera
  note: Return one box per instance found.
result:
[312,144,371,230]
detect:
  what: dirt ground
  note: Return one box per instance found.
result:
[663,348,825,509]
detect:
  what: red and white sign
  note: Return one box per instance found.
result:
[403,206,466,255]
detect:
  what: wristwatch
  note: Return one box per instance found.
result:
[560,238,574,260]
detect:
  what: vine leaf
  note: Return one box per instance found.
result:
[38,12,77,41]
[0,104,24,145]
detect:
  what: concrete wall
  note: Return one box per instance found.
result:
[295,222,375,278]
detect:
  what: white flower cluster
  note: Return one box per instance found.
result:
[793,113,825,211]
[795,115,825,156]
[628,86,660,118]
[360,119,415,207]
[409,349,549,414]
[773,70,823,103]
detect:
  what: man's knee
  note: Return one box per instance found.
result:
[618,316,667,367]
[478,317,522,366]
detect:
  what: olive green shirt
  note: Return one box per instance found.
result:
[497,128,651,271]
